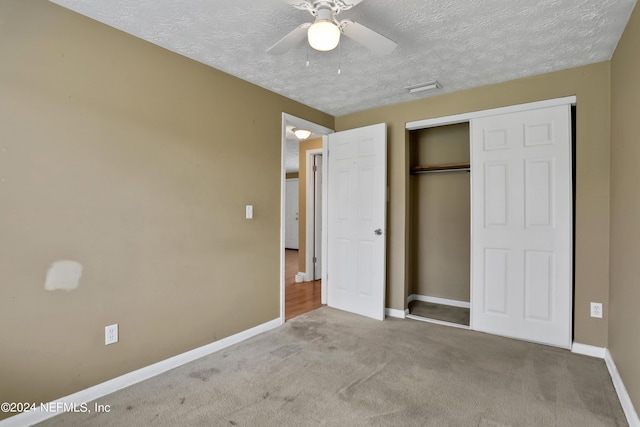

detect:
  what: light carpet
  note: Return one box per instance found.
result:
[37,307,626,426]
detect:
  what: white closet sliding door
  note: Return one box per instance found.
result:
[471,104,572,348]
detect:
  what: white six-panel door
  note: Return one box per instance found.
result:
[471,105,572,348]
[327,123,387,321]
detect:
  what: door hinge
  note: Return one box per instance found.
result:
[313,256,317,263]
[313,165,317,172]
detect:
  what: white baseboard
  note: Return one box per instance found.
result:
[385,308,407,319]
[295,272,317,282]
[408,294,470,309]
[571,342,606,359]
[605,349,640,427]
[571,344,640,426]
[0,317,282,427]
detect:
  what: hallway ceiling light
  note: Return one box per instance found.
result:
[293,128,312,140]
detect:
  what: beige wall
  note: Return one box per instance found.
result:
[336,62,611,347]
[409,124,470,301]
[297,138,323,273]
[609,1,640,413]
[0,0,332,414]
[4,0,637,418]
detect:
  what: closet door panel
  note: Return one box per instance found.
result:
[524,158,555,229]
[471,104,572,348]
[483,248,510,316]
[484,162,509,228]
[524,250,554,322]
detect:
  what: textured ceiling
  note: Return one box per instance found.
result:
[49,0,635,117]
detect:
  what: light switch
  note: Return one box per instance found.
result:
[245,205,253,219]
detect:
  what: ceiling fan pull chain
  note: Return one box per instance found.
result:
[306,44,310,67]
[337,40,341,74]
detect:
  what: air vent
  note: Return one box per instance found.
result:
[406,80,441,94]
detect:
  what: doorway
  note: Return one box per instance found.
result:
[280,114,332,322]
[284,151,322,321]
[281,118,389,323]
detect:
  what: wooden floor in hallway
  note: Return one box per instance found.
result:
[285,249,321,321]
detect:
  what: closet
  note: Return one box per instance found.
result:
[406,98,575,349]
[408,123,471,328]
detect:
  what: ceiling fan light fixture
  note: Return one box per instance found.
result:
[293,128,312,140]
[308,20,340,51]
[307,7,340,52]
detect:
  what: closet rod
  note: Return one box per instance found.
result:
[410,163,471,174]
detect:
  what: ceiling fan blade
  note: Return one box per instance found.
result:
[281,0,314,11]
[340,20,397,55]
[267,22,311,55]
[339,0,365,8]
[281,0,363,11]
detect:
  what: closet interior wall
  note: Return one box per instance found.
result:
[409,123,471,304]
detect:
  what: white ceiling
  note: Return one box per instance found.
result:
[49,0,636,118]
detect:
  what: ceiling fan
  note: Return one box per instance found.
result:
[267,0,397,55]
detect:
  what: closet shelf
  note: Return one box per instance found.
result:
[410,162,471,174]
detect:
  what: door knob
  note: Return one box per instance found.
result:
[374,229,382,236]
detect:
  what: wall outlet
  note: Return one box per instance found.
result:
[105,324,118,345]
[590,302,603,318]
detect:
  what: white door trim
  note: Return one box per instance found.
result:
[405,96,576,130]
[305,148,322,281]
[280,113,333,322]
[321,135,329,304]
